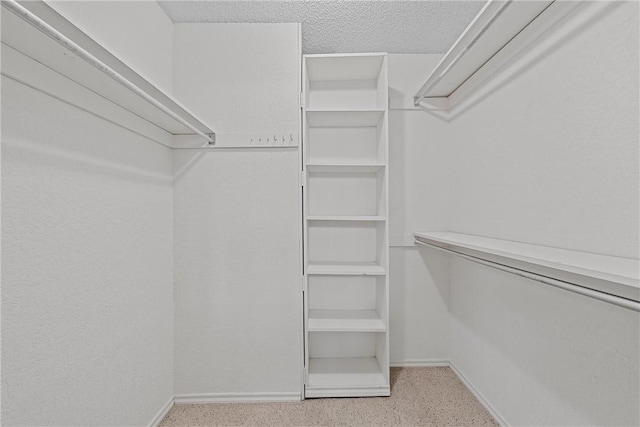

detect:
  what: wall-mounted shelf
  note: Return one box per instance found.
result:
[414,232,640,310]
[306,357,388,398]
[1,0,215,148]
[413,0,582,110]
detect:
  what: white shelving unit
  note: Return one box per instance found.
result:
[1,0,215,148]
[303,53,390,398]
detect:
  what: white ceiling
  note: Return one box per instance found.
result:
[157,1,486,54]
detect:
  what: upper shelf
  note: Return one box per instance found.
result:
[413,0,583,109]
[1,0,215,147]
[308,309,386,333]
[414,232,640,304]
[305,53,385,82]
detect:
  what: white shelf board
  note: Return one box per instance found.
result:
[307,357,387,388]
[414,232,640,302]
[306,163,385,173]
[305,54,385,82]
[306,110,385,127]
[307,216,385,222]
[1,0,214,144]
[308,310,386,332]
[414,0,582,108]
[307,262,386,276]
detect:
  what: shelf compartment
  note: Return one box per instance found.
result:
[306,110,384,127]
[308,275,386,317]
[307,170,385,216]
[307,357,387,389]
[308,275,379,309]
[305,54,386,110]
[306,54,385,82]
[307,263,386,276]
[307,216,385,222]
[309,331,383,358]
[308,221,386,264]
[306,330,389,397]
[308,310,386,332]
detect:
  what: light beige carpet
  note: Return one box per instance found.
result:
[160,367,498,426]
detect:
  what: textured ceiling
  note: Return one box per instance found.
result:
[157,1,486,54]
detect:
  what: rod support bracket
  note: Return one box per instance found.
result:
[208,133,216,146]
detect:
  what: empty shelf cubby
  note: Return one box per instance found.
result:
[307,170,386,217]
[306,110,386,164]
[305,54,386,110]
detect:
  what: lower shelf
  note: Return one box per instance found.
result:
[305,357,390,398]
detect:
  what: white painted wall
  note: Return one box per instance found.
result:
[172,24,302,397]
[46,0,174,94]
[450,257,639,426]
[1,74,174,426]
[387,55,452,365]
[447,2,639,259]
[440,2,640,425]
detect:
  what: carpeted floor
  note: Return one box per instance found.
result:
[159,367,498,426]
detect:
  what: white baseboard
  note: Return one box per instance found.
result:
[174,392,302,404]
[152,368,503,426]
[449,362,507,427]
[390,359,450,367]
[148,396,175,427]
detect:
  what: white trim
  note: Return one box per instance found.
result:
[390,359,450,367]
[450,362,508,427]
[148,396,175,427]
[304,386,390,398]
[174,392,302,404]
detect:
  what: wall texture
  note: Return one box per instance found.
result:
[387,55,451,365]
[1,76,174,425]
[450,257,639,426]
[172,24,302,397]
[47,0,175,94]
[2,3,177,425]
[447,1,639,259]
[440,2,640,425]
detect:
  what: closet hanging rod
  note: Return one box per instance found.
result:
[413,0,512,106]
[414,240,640,312]
[2,0,215,145]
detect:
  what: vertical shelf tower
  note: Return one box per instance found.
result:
[302,53,390,398]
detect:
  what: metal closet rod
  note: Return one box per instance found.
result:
[2,0,215,145]
[414,240,640,313]
[413,0,512,106]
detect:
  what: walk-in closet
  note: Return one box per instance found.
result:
[1,1,638,426]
